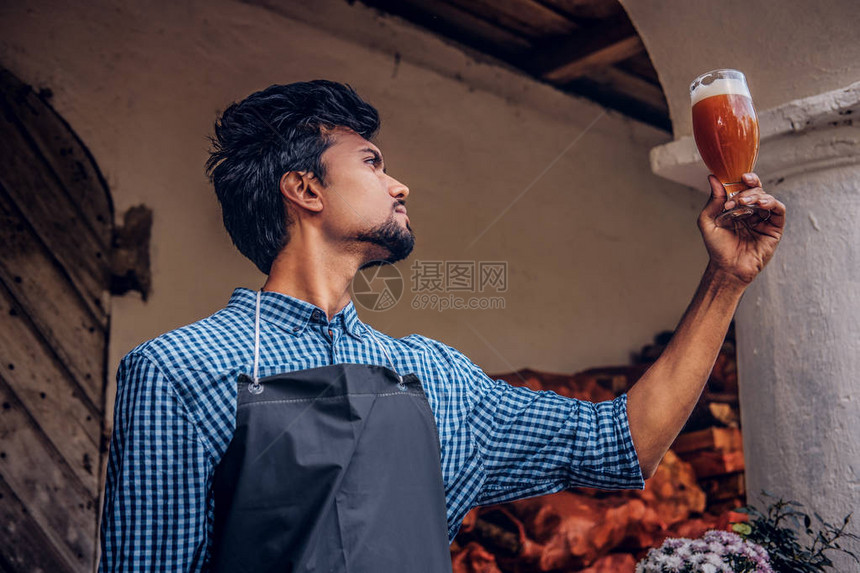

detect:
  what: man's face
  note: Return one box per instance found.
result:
[314,128,414,266]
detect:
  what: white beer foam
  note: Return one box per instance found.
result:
[691,77,751,106]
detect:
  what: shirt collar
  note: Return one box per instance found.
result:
[227,288,365,340]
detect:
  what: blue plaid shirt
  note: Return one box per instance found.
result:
[99,287,643,571]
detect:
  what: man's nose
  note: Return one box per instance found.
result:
[388,175,409,199]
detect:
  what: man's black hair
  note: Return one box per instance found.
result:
[206,80,380,274]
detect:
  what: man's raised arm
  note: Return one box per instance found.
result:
[626,173,785,478]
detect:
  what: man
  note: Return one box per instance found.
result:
[98,80,785,571]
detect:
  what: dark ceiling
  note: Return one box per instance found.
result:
[355,0,670,131]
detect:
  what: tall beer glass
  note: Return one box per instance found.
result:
[690,69,760,227]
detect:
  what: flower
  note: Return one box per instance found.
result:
[636,530,773,573]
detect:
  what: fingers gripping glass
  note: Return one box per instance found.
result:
[691,69,761,227]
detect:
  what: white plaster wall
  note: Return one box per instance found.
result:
[0,0,707,394]
[621,0,860,137]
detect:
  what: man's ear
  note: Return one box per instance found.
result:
[279,171,323,214]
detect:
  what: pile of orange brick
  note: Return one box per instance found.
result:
[449,366,747,573]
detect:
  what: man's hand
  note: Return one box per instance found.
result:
[699,173,786,285]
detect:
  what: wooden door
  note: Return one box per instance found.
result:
[0,68,112,572]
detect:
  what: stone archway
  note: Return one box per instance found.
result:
[0,67,113,572]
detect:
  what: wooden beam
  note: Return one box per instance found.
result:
[537,0,624,20]
[353,0,670,129]
[615,51,661,85]
[587,67,667,114]
[442,0,578,38]
[536,27,645,83]
[356,0,533,57]
[562,72,671,132]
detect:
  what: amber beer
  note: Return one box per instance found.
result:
[690,70,759,223]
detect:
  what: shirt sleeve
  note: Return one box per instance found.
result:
[437,342,644,507]
[99,352,212,572]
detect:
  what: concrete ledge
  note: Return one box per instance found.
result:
[651,81,860,192]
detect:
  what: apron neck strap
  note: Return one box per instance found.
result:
[362,327,402,383]
[253,289,262,384]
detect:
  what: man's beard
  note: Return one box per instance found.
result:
[354,213,415,268]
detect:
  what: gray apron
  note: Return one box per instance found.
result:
[210,291,453,572]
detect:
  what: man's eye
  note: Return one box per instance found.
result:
[366,157,381,167]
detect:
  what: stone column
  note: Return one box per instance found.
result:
[651,83,860,569]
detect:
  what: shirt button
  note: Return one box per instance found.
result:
[311,310,323,322]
